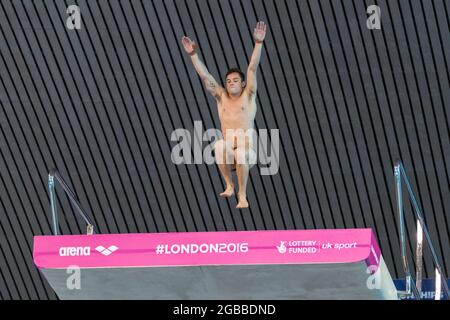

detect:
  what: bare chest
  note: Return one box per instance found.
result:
[218,95,256,125]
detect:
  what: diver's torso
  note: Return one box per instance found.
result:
[218,90,256,149]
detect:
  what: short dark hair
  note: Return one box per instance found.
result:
[225,68,245,82]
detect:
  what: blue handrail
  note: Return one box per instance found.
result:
[394,160,450,300]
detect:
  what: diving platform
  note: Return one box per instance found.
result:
[33,228,398,300]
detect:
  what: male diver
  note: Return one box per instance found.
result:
[182,21,267,208]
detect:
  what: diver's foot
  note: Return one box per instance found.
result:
[236,194,249,209]
[220,185,234,198]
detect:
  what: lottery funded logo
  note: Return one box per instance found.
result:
[276,240,319,254]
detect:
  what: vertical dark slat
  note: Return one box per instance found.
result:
[0,90,52,237]
[81,0,149,233]
[368,0,423,277]
[419,0,450,256]
[124,0,192,232]
[250,0,308,230]
[0,246,13,299]
[0,171,36,299]
[0,121,53,299]
[0,5,66,298]
[269,0,325,231]
[0,248,14,299]
[431,0,450,89]
[327,0,404,276]
[323,0,371,230]
[294,0,344,229]
[0,2,76,237]
[55,0,143,234]
[350,0,415,277]
[370,0,434,276]
[79,0,171,233]
[115,0,187,232]
[401,0,450,272]
[140,0,203,232]
[27,0,111,236]
[0,102,52,297]
[18,1,95,236]
[93,0,166,233]
[32,0,117,237]
[45,0,135,235]
[83,0,152,233]
[110,0,181,233]
[306,0,352,229]
[141,0,201,232]
[291,0,334,230]
[0,220,25,299]
[313,0,370,229]
[362,3,422,276]
[6,0,106,238]
[26,0,103,235]
[51,0,123,234]
[429,0,450,184]
[105,0,194,233]
[348,0,401,276]
[283,0,333,230]
[150,0,221,231]
[386,0,444,277]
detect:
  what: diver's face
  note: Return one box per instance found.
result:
[226,73,245,96]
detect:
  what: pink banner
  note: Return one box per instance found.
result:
[33,228,381,269]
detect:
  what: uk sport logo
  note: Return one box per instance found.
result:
[95,245,119,256]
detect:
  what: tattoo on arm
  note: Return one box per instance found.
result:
[204,75,222,100]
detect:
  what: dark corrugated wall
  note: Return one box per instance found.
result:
[0,0,449,299]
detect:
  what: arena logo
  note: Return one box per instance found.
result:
[58,245,119,257]
[95,245,119,256]
[171,121,279,175]
[59,246,91,257]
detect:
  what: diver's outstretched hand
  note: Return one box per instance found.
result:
[181,36,197,55]
[253,21,267,43]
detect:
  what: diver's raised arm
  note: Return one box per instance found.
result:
[182,36,224,100]
[246,21,267,96]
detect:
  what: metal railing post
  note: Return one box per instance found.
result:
[48,174,59,235]
[48,169,95,235]
[416,220,423,294]
[394,160,450,300]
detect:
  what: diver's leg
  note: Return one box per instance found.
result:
[214,139,235,197]
[234,147,256,208]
